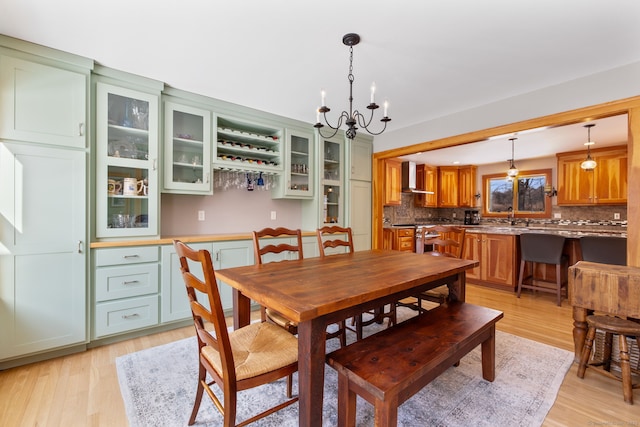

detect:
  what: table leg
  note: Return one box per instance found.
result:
[232,288,251,330]
[297,317,328,427]
[573,306,588,362]
[447,272,466,303]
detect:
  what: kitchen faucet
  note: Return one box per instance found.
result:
[507,207,516,226]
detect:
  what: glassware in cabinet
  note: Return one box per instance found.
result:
[96,83,159,238]
[274,127,314,198]
[163,101,211,193]
[322,138,343,225]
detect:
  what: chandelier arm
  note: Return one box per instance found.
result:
[316,110,349,139]
[353,110,389,136]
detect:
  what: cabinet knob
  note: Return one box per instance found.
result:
[79,123,85,136]
[77,240,83,253]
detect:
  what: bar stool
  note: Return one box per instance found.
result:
[517,233,568,306]
[580,235,627,265]
[577,315,640,404]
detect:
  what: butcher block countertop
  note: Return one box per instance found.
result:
[89,230,318,249]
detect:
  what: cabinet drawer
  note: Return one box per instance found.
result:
[95,264,159,302]
[94,295,159,338]
[94,246,159,266]
[398,238,414,251]
[396,229,414,237]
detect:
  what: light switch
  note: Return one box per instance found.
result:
[270,211,277,220]
[198,210,205,221]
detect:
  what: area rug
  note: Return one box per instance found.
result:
[116,307,574,427]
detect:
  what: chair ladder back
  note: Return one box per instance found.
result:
[253,227,304,264]
[422,225,466,258]
[317,226,354,257]
[173,240,234,379]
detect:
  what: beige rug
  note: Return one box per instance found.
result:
[116,307,573,426]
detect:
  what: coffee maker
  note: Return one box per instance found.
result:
[464,210,480,225]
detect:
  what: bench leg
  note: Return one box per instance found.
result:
[480,325,496,382]
[374,396,398,427]
[337,374,356,427]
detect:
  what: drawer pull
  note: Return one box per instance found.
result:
[123,255,140,259]
[122,280,139,285]
[122,313,140,319]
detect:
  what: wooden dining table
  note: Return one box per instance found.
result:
[215,249,478,427]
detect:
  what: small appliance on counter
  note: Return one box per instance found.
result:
[464,210,480,225]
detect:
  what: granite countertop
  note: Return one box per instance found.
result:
[385,223,627,238]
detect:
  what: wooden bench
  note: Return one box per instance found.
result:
[326,302,504,427]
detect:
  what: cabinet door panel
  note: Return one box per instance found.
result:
[595,152,627,204]
[214,240,254,311]
[482,234,515,286]
[0,55,86,148]
[0,143,86,360]
[463,233,481,280]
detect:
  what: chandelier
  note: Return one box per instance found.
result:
[580,123,597,171]
[314,33,391,140]
[506,137,518,180]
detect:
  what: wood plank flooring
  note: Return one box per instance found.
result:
[1,284,638,426]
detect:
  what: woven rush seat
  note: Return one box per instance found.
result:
[203,322,298,381]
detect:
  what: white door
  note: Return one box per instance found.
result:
[0,143,87,360]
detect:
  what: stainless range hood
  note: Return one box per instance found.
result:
[401,161,434,194]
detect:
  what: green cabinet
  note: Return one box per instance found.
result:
[95,81,160,238]
[160,239,254,322]
[162,101,212,194]
[0,143,87,361]
[92,246,160,338]
[0,53,89,148]
[273,127,315,199]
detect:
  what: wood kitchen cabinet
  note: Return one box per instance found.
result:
[384,158,402,206]
[556,145,627,205]
[458,165,477,207]
[463,232,518,289]
[437,166,459,207]
[415,164,438,207]
[383,228,415,252]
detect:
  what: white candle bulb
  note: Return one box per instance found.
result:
[321,90,326,107]
[384,100,389,117]
[316,108,320,123]
[370,82,376,103]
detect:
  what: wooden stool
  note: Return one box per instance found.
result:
[577,315,640,404]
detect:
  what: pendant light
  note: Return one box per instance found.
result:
[506,137,518,179]
[580,124,597,171]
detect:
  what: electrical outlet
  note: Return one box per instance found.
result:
[554,213,561,219]
[452,213,456,218]
[198,210,205,221]
[270,211,277,220]
[614,213,621,220]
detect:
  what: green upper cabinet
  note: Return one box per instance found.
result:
[0,54,88,148]
[95,82,160,238]
[272,127,315,199]
[162,101,212,194]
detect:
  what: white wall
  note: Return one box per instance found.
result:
[374,61,640,152]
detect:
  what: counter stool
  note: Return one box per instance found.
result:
[517,233,568,306]
[580,235,627,266]
[577,315,640,404]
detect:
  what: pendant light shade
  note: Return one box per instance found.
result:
[581,124,597,171]
[506,137,518,178]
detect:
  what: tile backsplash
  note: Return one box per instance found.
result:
[384,193,627,229]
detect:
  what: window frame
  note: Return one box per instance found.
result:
[482,168,552,219]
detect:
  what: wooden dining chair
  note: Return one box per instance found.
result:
[317,226,396,341]
[400,225,466,312]
[253,227,347,346]
[173,240,298,427]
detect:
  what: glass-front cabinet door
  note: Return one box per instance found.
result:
[322,137,343,225]
[277,128,314,198]
[163,101,212,194]
[96,83,159,238]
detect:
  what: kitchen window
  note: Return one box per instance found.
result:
[482,169,552,218]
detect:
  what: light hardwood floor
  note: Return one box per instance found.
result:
[1,284,638,426]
